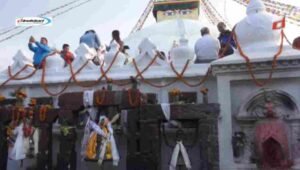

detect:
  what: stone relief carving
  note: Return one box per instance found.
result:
[234,89,300,167]
[237,89,300,120]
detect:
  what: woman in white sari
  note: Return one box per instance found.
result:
[9,122,39,160]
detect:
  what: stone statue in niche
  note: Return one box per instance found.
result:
[232,132,246,158]
[292,135,300,161]
[236,89,300,167]
[254,97,293,170]
[232,131,256,164]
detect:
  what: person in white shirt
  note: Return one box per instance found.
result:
[194,27,220,63]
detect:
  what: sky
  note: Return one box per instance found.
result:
[0,0,156,69]
[0,0,299,70]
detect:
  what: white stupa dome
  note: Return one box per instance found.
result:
[45,54,65,70]
[235,0,282,52]
[170,37,195,65]
[103,41,126,66]
[124,19,218,59]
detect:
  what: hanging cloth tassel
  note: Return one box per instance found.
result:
[169,141,192,170]
[33,128,39,156]
[83,90,94,107]
[81,90,95,158]
[81,118,91,157]
[161,103,171,121]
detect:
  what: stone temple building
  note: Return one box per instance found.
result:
[0,0,300,169]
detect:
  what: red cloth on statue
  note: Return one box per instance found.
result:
[262,138,284,168]
[255,119,292,170]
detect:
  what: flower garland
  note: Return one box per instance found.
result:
[0,65,28,89]
[200,87,208,95]
[39,105,49,122]
[28,109,34,119]
[0,95,5,102]
[96,90,106,105]
[170,88,181,97]
[233,29,284,87]
[8,65,37,80]
[41,60,72,96]
[128,89,141,107]
[0,44,217,95]
[11,107,20,127]
[23,120,33,138]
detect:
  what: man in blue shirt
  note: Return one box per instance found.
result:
[28,36,55,69]
[79,30,101,51]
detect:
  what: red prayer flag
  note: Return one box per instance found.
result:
[272,17,286,30]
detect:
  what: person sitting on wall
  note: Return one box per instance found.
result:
[108,30,124,52]
[80,29,101,65]
[107,30,130,53]
[28,36,56,69]
[293,36,300,50]
[59,44,75,67]
[194,27,220,63]
[79,29,101,51]
[159,51,166,60]
[217,22,236,58]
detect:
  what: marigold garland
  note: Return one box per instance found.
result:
[39,105,48,122]
[12,107,20,127]
[128,89,141,107]
[0,65,28,89]
[41,61,72,96]
[0,95,5,102]
[170,88,181,96]
[233,29,284,87]
[1,49,214,94]
[23,120,33,138]
[96,90,106,105]
[1,28,294,94]
[201,87,209,94]
[8,65,37,80]
[132,59,177,88]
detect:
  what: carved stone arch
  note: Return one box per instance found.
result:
[237,89,300,120]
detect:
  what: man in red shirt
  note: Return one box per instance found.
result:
[60,44,74,67]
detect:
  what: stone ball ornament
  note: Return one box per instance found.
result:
[235,0,283,52]
[169,37,195,65]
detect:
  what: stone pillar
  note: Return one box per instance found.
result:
[57,126,76,170]
[216,76,236,170]
[0,122,8,170]
[0,108,10,170]
[52,96,59,109]
[290,122,300,165]
[126,108,161,170]
[36,124,53,170]
[57,109,77,170]
[159,85,169,103]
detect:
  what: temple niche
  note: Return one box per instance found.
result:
[234,89,300,169]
